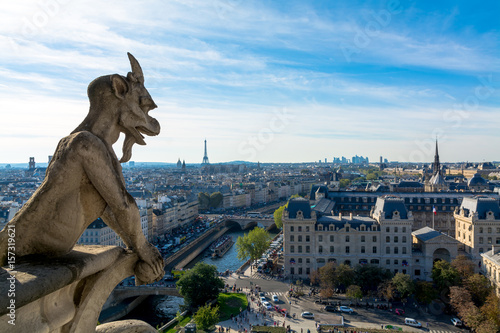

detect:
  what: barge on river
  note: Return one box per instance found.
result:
[210,235,233,258]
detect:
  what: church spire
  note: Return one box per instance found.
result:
[433,138,440,176]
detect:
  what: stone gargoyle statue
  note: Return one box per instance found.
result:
[0,53,164,285]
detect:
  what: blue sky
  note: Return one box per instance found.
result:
[0,0,499,164]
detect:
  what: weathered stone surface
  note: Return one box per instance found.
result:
[96,320,156,333]
[0,53,164,285]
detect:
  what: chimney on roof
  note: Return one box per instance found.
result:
[339,212,342,221]
[349,213,353,220]
[493,245,500,255]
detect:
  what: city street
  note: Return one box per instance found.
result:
[219,267,469,333]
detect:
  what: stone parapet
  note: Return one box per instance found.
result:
[0,245,146,333]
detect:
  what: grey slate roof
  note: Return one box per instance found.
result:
[373,195,408,219]
[460,195,500,219]
[287,197,312,218]
[412,227,442,242]
[312,198,335,216]
[317,215,377,229]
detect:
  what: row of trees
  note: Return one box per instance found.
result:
[309,256,500,332]
[198,191,223,210]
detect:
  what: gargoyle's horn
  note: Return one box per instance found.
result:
[127,52,144,84]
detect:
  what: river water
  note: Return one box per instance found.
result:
[121,228,277,327]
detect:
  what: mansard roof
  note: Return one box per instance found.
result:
[460,195,500,219]
[286,197,311,218]
[373,195,408,219]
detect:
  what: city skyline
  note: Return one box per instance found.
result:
[1,1,499,164]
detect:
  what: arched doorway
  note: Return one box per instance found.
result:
[433,248,451,263]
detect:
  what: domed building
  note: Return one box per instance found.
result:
[468,172,489,192]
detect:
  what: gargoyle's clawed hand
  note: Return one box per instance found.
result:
[134,243,165,285]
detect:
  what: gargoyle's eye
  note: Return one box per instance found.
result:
[139,96,157,110]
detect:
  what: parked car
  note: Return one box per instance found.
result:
[324,305,336,312]
[262,301,272,310]
[395,308,405,316]
[404,318,422,328]
[260,296,266,303]
[301,311,314,319]
[339,306,354,314]
[272,295,279,303]
[451,317,463,327]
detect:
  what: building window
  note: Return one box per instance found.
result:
[330,246,334,253]
[306,258,310,264]
[319,246,323,253]
[319,235,323,242]
[402,247,407,254]
[290,235,294,242]
[496,238,500,244]
[373,246,377,253]
[480,227,483,233]
[386,227,390,232]
[298,246,302,253]
[298,235,302,242]
[290,226,294,232]
[394,236,398,243]
[346,226,350,232]
[394,260,399,265]
[318,225,323,231]
[394,247,399,254]
[306,235,310,242]
[361,246,365,253]
[373,236,377,242]
[306,226,310,232]
[330,235,334,242]
[306,246,310,253]
[415,269,421,276]
[402,269,407,274]
[488,237,492,244]
[361,225,365,231]
[403,227,406,232]
[488,227,492,233]
[386,236,390,243]
[346,236,350,242]
[290,246,294,253]
[479,237,484,244]
[306,267,310,275]
[346,246,350,253]
[395,227,398,232]
[361,236,365,242]
[402,236,407,243]
[290,267,295,275]
[479,248,484,253]
[370,259,379,264]
[298,258,303,263]
[386,259,390,265]
[386,247,390,254]
[298,226,302,232]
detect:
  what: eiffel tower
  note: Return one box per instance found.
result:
[202,139,209,165]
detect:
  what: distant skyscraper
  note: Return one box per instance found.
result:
[202,139,210,165]
[380,156,383,164]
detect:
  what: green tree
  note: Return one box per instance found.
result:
[335,263,355,290]
[236,227,271,272]
[209,192,223,208]
[391,273,415,299]
[194,304,220,331]
[273,205,286,229]
[431,259,460,293]
[415,281,437,304]
[366,173,378,180]
[198,192,210,210]
[354,264,392,293]
[346,285,363,302]
[176,262,224,308]
[465,274,492,306]
[480,292,500,330]
[339,179,350,188]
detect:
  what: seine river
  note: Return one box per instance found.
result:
[121,228,277,327]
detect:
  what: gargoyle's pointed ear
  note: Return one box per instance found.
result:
[127,52,144,84]
[111,74,129,99]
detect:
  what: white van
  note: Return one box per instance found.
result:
[404,318,422,328]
